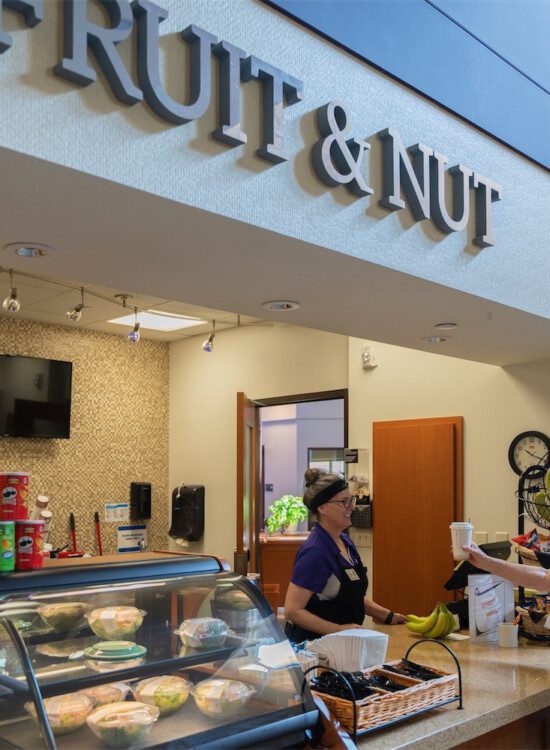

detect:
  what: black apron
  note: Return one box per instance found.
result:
[285,549,368,643]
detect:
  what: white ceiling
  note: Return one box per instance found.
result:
[0,271,267,343]
[0,146,549,365]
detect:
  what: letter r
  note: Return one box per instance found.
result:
[54,0,142,105]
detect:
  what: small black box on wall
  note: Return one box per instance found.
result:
[130,482,151,520]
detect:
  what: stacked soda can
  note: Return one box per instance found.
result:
[0,471,44,572]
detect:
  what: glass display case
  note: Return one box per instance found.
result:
[0,553,319,749]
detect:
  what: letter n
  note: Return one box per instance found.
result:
[379,127,432,221]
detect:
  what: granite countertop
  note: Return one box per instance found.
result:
[353,624,550,749]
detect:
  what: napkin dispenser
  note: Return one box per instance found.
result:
[169,484,205,542]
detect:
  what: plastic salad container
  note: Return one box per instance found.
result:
[26,693,94,735]
[214,589,256,611]
[36,602,91,632]
[83,641,147,673]
[174,618,228,649]
[133,675,191,716]
[86,606,145,640]
[87,701,159,748]
[78,682,131,707]
[191,679,255,718]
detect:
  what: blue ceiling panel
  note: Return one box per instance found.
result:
[263,0,550,169]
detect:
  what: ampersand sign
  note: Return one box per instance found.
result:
[311,101,373,197]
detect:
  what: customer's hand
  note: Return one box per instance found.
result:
[462,541,488,567]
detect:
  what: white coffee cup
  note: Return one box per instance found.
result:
[450,521,473,560]
[498,622,519,648]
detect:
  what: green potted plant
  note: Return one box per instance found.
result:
[266,495,308,534]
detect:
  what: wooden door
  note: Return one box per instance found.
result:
[372,417,463,616]
[235,392,260,575]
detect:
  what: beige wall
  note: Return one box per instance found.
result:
[169,325,550,580]
[168,324,349,564]
[348,339,550,540]
[0,318,169,554]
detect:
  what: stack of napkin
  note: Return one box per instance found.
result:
[307,629,388,672]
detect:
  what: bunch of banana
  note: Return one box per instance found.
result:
[405,603,456,638]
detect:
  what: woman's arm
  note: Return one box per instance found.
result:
[364,597,406,624]
[463,542,550,593]
[284,582,365,635]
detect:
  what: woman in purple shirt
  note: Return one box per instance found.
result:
[284,468,405,642]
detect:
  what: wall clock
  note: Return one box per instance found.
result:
[508,431,550,476]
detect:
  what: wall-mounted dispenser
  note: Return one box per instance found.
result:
[130,482,152,520]
[169,484,205,542]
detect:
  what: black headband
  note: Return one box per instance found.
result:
[309,479,348,512]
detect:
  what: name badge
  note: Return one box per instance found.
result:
[346,569,360,581]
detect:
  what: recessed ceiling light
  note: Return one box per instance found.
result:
[108,310,206,332]
[262,300,300,311]
[434,322,457,330]
[423,335,450,344]
[4,242,54,258]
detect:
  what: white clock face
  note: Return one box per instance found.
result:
[512,434,550,474]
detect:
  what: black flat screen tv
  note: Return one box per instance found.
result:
[0,354,72,438]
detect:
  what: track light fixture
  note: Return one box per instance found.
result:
[127,306,141,343]
[66,287,85,322]
[2,269,20,313]
[202,320,216,352]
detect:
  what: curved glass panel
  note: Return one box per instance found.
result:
[0,616,49,749]
[0,570,316,749]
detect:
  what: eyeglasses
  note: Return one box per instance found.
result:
[327,497,356,509]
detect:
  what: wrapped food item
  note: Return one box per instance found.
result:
[87,701,159,748]
[78,682,131,707]
[36,602,91,632]
[36,637,96,659]
[215,588,256,611]
[133,675,191,715]
[174,618,228,649]
[191,679,255,718]
[86,606,145,640]
[26,693,94,735]
[84,640,147,673]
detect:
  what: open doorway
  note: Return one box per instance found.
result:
[235,389,347,576]
[259,399,346,532]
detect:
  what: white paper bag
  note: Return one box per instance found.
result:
[468,574,514,643]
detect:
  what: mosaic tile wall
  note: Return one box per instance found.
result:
[0,317,169,555]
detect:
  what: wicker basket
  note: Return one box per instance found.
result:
[312,661,457,734]
[517,607,550,641]
[515,546,541,566]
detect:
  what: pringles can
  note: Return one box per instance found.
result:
[15,519,44,570]
[0,521,15,573]
[0,472,30,521]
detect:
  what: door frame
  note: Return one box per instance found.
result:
[255,389,349,448]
